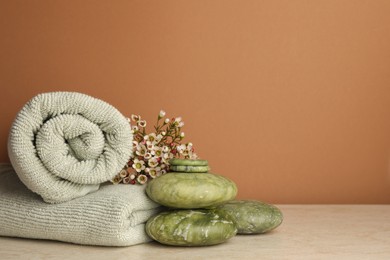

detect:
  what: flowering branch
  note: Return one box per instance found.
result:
[112,110,198,185]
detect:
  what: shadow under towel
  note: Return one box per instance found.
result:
[7,92,133,203]
[0,165,161,246]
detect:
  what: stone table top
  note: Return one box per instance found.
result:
[1,205,389,259]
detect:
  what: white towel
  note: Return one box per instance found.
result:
[8,92,133,203]
[0,164,161,246]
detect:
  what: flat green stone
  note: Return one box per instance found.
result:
[170,165,209,173]
[169,159,208,166]
[146,172,237,209]
[217,200,283,234]
[146,209,237,246]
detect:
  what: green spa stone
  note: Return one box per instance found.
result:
[217,200,283,234]
[169,159,208,166]
[146,209,237,246]
[146,172,237,209]
[170,165,210,173]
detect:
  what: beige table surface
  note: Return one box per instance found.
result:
[0,205,389,260]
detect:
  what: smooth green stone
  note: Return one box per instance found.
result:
[217,200,283,234]
[146,172,237,209]
[146,209,237,246]
[170,165,209,173]
[169,159,208,166]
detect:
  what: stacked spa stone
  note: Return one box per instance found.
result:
[146,159,237,246]
[145,159,283,247]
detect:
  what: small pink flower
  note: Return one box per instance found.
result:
[131,114,141,121]
[123,177,131,184]
[138,120,147,127]
[137,174,148,184]
[119,169,128,178]
[112,175,122,184]
[132,159,145,172]
[148,158,159,168]
[136,145,147,157]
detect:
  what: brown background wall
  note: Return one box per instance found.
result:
[1,0,390,203]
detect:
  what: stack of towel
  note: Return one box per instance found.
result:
[0,92,161,246]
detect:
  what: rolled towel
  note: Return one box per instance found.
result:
[0,164,161,246]
[8,92,133,203]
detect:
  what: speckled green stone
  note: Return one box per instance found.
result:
[170,165,210,173]
[146,209,237,246]
[146,172,237,209]
[169,159,208,166]
[217,200,283,234]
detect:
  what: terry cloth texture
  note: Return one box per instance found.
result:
[8,92,133,203]
[0,164,161,246]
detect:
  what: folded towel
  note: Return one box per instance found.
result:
[0,164,161,246]
[8,92,133,203]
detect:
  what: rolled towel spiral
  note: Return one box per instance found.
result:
[8,92,133,203]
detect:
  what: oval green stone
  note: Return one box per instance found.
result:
[146,209,237,246]
[146,172,237,209]
[217,200,283,234]
[169,159,208,166]
[170,165,209,173]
